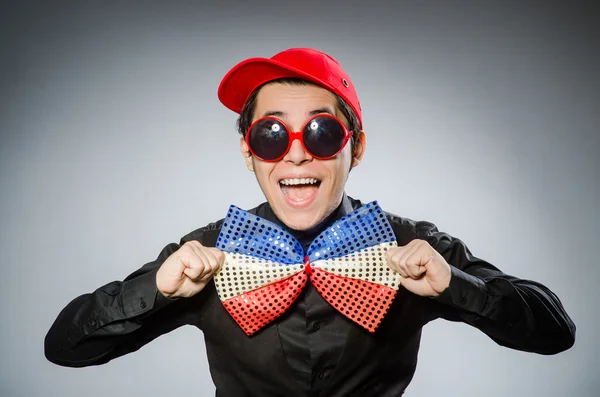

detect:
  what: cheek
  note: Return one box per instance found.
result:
[253,160,275,183]
[323,160,350,190]
[332,150,353,179]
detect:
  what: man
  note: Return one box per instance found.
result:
[44,48,576,396]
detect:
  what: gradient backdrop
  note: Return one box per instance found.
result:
[1,1,598,396]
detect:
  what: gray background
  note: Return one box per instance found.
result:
[1,0,598,396]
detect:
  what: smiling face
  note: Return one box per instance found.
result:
[240,82,365,231]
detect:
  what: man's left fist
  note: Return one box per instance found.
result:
[385,239,452,297]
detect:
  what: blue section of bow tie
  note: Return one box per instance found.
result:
[216,201,395,264]
[216,206,304,264]
[306,201,396,262]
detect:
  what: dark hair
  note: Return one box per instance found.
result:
[236,78,361,154]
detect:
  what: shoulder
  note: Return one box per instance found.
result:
[348,196,442,244]
[384,209,441,245]
[378,204,466,254]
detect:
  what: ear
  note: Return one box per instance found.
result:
[240,137,254,172]
[350,130,367,169]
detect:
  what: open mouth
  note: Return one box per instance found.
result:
[279,178,321,207]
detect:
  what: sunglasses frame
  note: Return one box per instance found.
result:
[245,113,352,162]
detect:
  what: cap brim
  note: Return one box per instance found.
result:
[218,57,338,114]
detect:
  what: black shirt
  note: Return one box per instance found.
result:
[266,195,355,395]
[44,194,576,396]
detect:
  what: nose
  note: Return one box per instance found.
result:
[283,137,312,165]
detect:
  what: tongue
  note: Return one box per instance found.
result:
[281,184,318,201]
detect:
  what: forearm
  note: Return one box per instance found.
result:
[418,221,576,355]
[434,266,575,354]
[44,244,183,367]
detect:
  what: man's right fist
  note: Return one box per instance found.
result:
[156,241,225,299]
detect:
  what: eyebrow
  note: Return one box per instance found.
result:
[309,108,335,116]
[260,108,335,119]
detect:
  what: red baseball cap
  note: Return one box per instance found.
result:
[218,48,363,128]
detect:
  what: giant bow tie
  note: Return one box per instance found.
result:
[213,201,402,336]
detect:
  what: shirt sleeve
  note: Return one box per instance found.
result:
[416,221,576,355]
[44,231,212,367]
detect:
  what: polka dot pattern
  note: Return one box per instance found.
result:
[223,271,308,335]
[216,205,304,264]
[310,268,397,332]
[214,201,400,335]
[313,241,402,289]
[214,254,304,300]
[307,201,396,262]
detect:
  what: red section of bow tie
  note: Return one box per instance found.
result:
[223,271,309,335]
[310,268,397,333]
[222,265,397,336]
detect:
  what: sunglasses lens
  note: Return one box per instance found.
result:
[248,119,289,160]
[303,116,347,158]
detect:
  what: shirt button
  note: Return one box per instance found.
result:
[89,319,98,327]
[312,322,321,331]
[317,372,325,380]
[460,295,467,305]
[140,299,147,309]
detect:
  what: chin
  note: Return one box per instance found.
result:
[275,197,341,233]
[282,214,320,231]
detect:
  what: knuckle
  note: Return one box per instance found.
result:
[209,247,223,255]
[185,240,202,249]
[212,248,226,262]
[180,243,195,253]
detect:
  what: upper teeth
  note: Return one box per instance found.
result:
[280,178,319,185]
